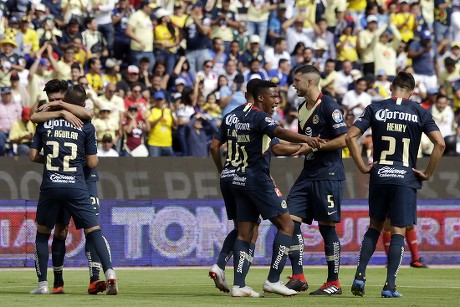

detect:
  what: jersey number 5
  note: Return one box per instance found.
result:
[379,136,410,167]
[46,141,78,172]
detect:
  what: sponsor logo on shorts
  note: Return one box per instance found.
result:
[328,211,337,216]
[232,175,247,186]
[281,200,287,209]
[377,166,407,179]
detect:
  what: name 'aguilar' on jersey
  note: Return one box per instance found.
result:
[31,117,98,190]
[353,97,440,189]
[297,94,347,180]
[217,103,278,190]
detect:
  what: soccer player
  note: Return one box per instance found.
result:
[382,220,428,268]
[208,78,263,293]
[227,80,324,297]
[31,79,109,294]
[29,85,118,295]
[286,64,347,295]
[346,72,445,298]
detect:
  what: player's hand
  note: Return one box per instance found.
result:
[412,168,430,181]
[292,143,310,156]
[304,135,326,149]
[359,162,375,174]
[62,110,84,128]
[38,100,62,112]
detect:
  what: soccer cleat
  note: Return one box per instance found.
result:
[309,280,342,295]
[231,285,264,298]
[88,280,107,295]
[285,276,309,292]
[351,279,366,297]
[410,258,428,268]
[381,284,403,298]
[30,281,49,294]
[105,269,118,295]
[52,286,65,294]
[209,264,230,293]
[263,280,297,296]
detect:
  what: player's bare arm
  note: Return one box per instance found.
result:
[38,100,94,120]
[412,130,445,181]
[346,126,373,174]
[28,148,44,164]
[273,126,326,148]
[86,154,98,169]
[31,110,84,128]
[210,138,224,174]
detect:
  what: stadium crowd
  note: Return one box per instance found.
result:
[0,0,459,157]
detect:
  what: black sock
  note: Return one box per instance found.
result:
[52,236,66,287]
[319,225,340,282]
[85,230,113,273]
[233,239,250,287]
[386,234,404,289]
[85,241,102,282]
[216,229,237,270]
[289,221,304,275]
[355,228,381,280]
[267,232,292,283]
[35,232,50,282]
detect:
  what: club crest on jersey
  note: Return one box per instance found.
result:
[265,117,275,125]
[312,115,319,124]
[332,110,343,123]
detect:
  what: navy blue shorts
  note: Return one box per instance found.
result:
[287,179,343,224]
[37,188,99,230]
[231,185,288,223]
[369,184,417,227]
[220,178,236,220]
[57,181,100,226]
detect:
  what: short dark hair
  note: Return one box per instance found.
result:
[294,64,321,77]
[444,57,456,67]
[246,78,263,98]
[392,72,415,91]
[64,85,86,106]
[71,62,81,70]
[436,94,447,101]
[44,79,68,96]
[253,80,277,100]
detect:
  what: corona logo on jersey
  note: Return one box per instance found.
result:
[225,114,250,131]
[0,206,85,259]
[375,109,418,123]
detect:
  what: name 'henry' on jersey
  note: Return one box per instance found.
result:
[353,97,440,189]
[297,94,347,180]
[31,118,98,190]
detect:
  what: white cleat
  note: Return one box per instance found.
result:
[263,280,297,296]
[231,285,264,298]
[30,281,49,294]
[208,264,229,293]
[105,269,118,295]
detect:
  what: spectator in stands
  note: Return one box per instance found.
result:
[184,1,211,74]
[432,94,456,138]
[116,65,146,98]
[334,59,353,101]
[358,15,379,76]
[264,37,290,72]
[171,1,188,29]
[147,91,177,157]
[226,40,242,69]
[246,0,270,47]
[220,59,237,86]
[61,0,88,26]
[185,113,217,157]
[97,134,120,157]
[90,0,116,55]
[312,39,328,71]
[27,44,53,106]
[315,18,336,60]
[244,58,268,82]
[320,58,338,97]
[240,35,265,70]
[373,19,402,78]
[112,0,134,64]
[8,106,34,156]
[96,83,125,132]
[170,57,193,90]
[336,22,358,69]
[93,103,120,146]
[42,0,65,28]
[124,83,148,120]
[439,57,458,102]
[0,39,23,73]
[268,58,289,93]
[221,73,245,117]
[267,3,288,46]
[408,30,438,95]
[86,58,103,95]
[49,45,77,81]
[149,74,170,104]
[82,16,107,57]
[154,8,180,76]
[210,0,238,51]
[10,72,30,107]
[126,0,154,70]
[392,0,415,43]
[150,60,170,90]
[284,17,314,54]
[59,18,82,51]
[342,78,372,118]
[0,86,22,156]
[174,86,197,155]
[121,105,149,157]
[196,60,218,98]
[103,58,122,86]
[433,0,452,44]
[18,16,39,62]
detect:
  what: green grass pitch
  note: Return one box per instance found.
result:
[0,266,458,306]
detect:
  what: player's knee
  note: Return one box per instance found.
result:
[369,219,384,232]
[84,225,101,235]
[54,224,69,239]
[36,224,52,234]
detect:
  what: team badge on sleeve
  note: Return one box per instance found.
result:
[332,110,343,123]
[265,117,276,125]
